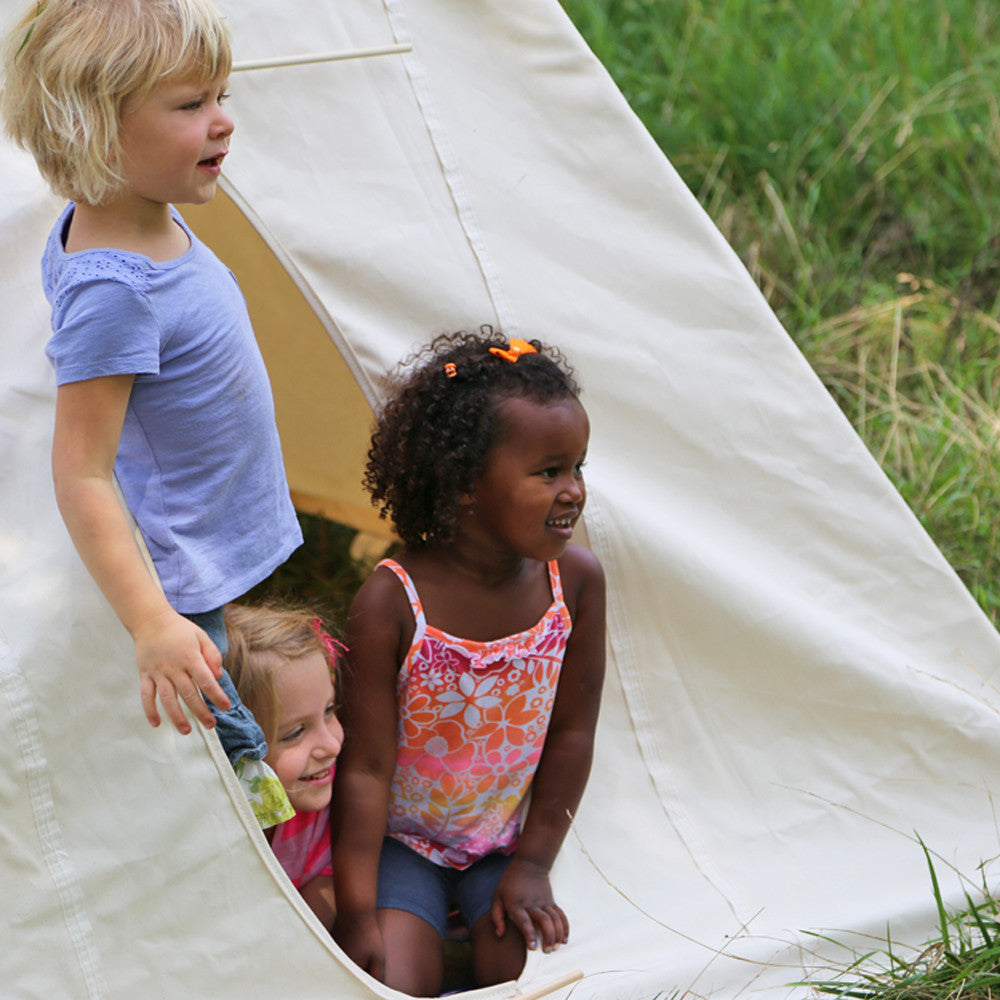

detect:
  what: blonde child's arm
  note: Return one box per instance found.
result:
[52,375,230,734]
[489,545,607,953]
[299,873,336,932]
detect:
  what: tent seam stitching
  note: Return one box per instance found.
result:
[0,635,110,999]
[379,0,518,336]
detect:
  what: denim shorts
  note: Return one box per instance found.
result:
[184,607,267,764]
[376,836,512,937]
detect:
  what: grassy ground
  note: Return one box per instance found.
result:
[557,0,1000,624]
[245,513,371,628]
[798,844,1000,1000]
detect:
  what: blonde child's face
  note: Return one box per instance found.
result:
[264,651,343,813]
[115,74,233,209]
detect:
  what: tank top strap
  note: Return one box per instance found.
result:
[375,558,427,636]
[546,559,566,610]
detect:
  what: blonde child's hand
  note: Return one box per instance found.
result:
[489,858,569,954]
[132,609,230,734]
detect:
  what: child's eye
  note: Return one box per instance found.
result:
[539,467,558,479]
[574,460,587,476]
[218,92,231,105]
[324,702,337,718]
[279,725,305,743]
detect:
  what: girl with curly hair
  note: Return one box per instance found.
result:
[332,328,606,994]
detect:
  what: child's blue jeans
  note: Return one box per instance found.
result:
[184,607,266,764]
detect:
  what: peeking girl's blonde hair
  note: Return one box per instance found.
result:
[0,0,232,205]
[224,604,341,748]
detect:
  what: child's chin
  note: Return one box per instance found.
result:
[290,789,332,813]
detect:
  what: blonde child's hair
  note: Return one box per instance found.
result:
[224,604,340,748]
[0,0,232,205]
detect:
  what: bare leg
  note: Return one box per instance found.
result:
[469,912,527,987]
[377,907,444,996]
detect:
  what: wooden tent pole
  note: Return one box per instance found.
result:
[233,44,412,73]
[516,970,585,1000]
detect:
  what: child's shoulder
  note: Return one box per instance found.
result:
[46,242,153,293]
[344,557,419,664]
[557,542,603,582]
[43,207,152,300]
[348,557,415,621]
[556,543,605,615]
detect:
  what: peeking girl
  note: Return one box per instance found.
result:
[225,603,344,930]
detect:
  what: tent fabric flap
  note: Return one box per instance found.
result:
[2,1,1000,998]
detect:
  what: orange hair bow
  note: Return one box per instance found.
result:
[488,338,538,363]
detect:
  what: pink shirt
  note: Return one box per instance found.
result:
[378,559,572,870]
[269,808,332,889]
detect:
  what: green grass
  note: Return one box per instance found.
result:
[799,843,1000,1000]
[558,0,1000,625]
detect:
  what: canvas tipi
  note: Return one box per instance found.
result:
[3,1,1000,998]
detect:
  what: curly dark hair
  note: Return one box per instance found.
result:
[364,327,581,548]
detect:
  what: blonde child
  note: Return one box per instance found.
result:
[331,329,606,994]
[1,0,302,826]
[224,604,345,930]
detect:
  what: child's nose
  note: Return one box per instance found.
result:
[318,718,344,758]
[213,110,234,138]
[559,477,585,503]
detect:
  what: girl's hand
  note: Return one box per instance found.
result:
[133,609,229,734]
[333,911,386,982]
[489,857,569,954]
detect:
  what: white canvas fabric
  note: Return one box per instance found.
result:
[3,1,1000,998]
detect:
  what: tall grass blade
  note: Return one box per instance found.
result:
[917,835,951,954]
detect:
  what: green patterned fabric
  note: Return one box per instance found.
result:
[233,758,295,829]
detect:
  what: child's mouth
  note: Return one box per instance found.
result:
[198,153,226,170]
[301,765,334,784]
[546,515,576,536]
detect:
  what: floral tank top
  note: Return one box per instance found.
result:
[378,559,572,870]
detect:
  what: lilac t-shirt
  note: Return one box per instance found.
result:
[43,203,302,612]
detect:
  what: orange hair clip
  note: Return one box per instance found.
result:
[444,362,457,378]
[488,338,538,363]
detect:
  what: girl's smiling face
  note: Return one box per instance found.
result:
[463,395,589,563]
[264,651,343,813]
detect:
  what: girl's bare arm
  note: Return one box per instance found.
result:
[52,375,229,732]
[490,544,607,951]
[330,568,409,981]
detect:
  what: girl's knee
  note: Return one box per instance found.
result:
[469,914,527,987]
[378,907,444,996]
